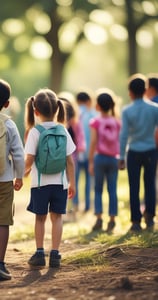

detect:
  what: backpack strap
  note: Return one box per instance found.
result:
[35,124,57,187]
[35,124,45,133]
[35,125,46,187]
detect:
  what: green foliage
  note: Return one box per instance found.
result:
[10,225,34,242]
[0,58,50,138]
[0,0,158,95]
[64,249,102,266]
[62,230,158,267]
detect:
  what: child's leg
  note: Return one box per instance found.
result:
[0,182,14,279]
[50,212,62,250]
[0,225,11,280]
[28,214,47,267]
[92,155,104,231]
[49,212,62,268]
[0,225,9,262]
[35,214,47,248]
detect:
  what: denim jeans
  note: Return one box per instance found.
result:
[73,159,91,211]
[93,154,118,216]
[127,149,157,223]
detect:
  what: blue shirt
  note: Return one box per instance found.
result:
[120,98,158,159]
[152,95,158,104]
[79,105,98,159]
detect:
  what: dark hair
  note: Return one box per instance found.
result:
[97,93,115,116]
[76,92,90,103]
[148,77,158,92]
[128,74,146,97]
[59,97,75,122]
[24,88,65,131]
[0,79,11,110]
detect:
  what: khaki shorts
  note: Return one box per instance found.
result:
[0,182,14,225]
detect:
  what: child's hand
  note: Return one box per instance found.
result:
[88,161,94,175]
[118,159,126,170]
[68,184,76,199]
[14,178,23,191]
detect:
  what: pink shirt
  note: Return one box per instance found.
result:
[89,116,121,157]
[69,121,86,162]
[72,121,86,152]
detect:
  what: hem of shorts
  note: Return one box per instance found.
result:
[27,208,66,215]
[0,222,13,226]
[50,210,66,215]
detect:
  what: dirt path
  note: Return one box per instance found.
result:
[1,241,158,300]
[1,188,158,300]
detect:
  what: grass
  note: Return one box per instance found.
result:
[9,169,158,267]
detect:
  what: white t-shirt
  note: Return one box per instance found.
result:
[25,122,76,188]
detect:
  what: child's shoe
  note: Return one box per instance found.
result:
[129,223,142,233]
[49,250,61,268]
[106,221,115,233]
[92,218,103,231]
[28,252,46,267]
[144,212,154,230]
[0,262,11,280]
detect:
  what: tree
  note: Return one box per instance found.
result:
[0,1,98,91]
[125,0,158,74]
[0,0,158,91]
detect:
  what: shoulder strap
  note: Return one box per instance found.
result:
[35,124,45,133]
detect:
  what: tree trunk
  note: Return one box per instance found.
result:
[45,11,69,93]
[127,26,137,75]
[125,0,138,76]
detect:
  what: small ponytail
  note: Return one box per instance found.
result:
[24,97,35,142]
[57,99,66,123]
[111,102,115,116]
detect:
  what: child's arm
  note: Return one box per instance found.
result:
[88,127,97,175]
[66,155,76,199]
[24,154,35,176]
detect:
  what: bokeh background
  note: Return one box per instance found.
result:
[0,0,158,138]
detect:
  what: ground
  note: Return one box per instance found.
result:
[1,192,158,300]
[1,241,158,300]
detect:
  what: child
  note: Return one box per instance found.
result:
[146,74,158,104]
[89,91,121,232]
[0,79,24,280]
[75,91,97,212]
[59,96,86,213]
[24,88,76,268]
[119,74,158,232]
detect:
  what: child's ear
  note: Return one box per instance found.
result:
[4,100,9,108]
[34,109,39,116]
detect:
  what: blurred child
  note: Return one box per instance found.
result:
[146,74,158,103]
[89,91,121,232]
[119,74,158,232]
[75,91,97,212]
[59,95,86,213]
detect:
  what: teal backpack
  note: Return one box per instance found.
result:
[35,124,67,186]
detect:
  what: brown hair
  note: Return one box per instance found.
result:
[24,88,66,141]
